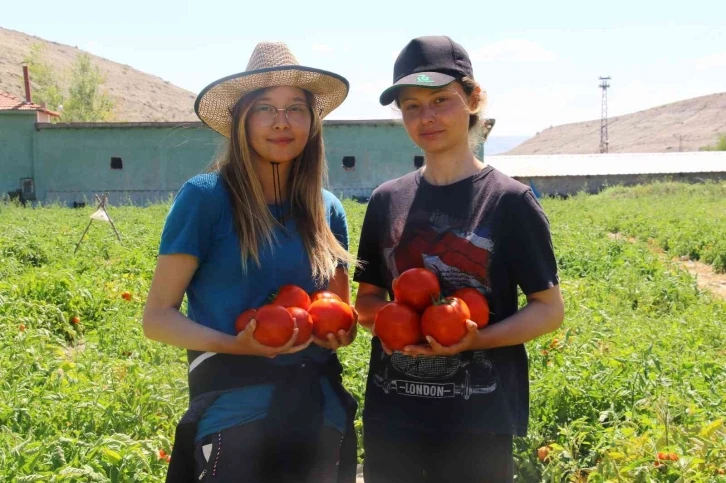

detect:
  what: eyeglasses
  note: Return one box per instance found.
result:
[249,103,312,125]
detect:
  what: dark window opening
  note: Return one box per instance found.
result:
[111,157,123,169]
[342,156,356,172]
[414,155,424,168]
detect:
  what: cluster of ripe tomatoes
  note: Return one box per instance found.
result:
[374,268,490,350]
[234,286,355,347]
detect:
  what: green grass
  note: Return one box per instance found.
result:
[588,182,726,272]
[1,182,725,482]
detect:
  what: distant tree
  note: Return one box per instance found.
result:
[23,43,64,114]
[62,53,114,122]
[700,134,726,151]
[23,44,114,122]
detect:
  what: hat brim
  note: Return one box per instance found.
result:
[195,65,349,138]
[379,72,457,106]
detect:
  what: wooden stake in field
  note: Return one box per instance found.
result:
[74,193,122,253]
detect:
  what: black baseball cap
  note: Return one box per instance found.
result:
[379,36,474,106]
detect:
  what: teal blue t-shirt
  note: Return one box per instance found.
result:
[158,172,349,442]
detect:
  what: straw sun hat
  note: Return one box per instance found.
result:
[194,42,350,138]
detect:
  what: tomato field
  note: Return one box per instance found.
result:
[1,181,725,482]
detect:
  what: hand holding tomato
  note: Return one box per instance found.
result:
[309,300,358,351]
[374,302,423,352]
[313,321,358,351]
[403,319,481,357]
[233,319,313,358]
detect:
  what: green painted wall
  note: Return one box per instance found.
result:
[30,121,421,205]
[34,124,223,205]
[0,112,35,197]
[325,122,422,198]
[2,117,429,205]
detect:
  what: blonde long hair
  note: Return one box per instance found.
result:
[208,88,350,285]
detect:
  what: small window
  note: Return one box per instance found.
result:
[111,157,123,169]
[414,155,424,168]
[342,156,355,172]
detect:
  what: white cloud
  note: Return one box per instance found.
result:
[470,39,556,63]
[695,52,726,70]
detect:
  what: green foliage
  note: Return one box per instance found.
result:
[23,44,114,122]
[699,133,726,151]
[23,43,64,114]
[1,183,725,481]
[592,181,726,272]
[62,53,114,122]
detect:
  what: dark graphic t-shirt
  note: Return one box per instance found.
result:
[353,165,559,436]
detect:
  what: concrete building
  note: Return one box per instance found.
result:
[0,91,60,201]
[1,102,724,205]
[492,152,726,197]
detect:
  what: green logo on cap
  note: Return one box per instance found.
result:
[416,75,435,84]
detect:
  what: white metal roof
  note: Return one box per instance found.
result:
[489,151,726,177]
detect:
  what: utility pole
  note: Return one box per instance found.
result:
[599,76,611,153]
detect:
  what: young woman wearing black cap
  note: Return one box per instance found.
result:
[353,36,565,482]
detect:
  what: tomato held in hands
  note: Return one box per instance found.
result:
[392,268,441,312]
[309,290,342,303]
[308,299,355,339]
[452,288,490,328]
[374,302,423,351]
[287,306,314,346]
[234,308,257,334]
[272,284,311,310]
[421,296,471,346]
[251,304,295,347]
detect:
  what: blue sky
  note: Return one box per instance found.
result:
[3,0,725,136]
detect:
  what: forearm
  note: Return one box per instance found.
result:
[142,307,238,354]
[473,298,564,350]
[355,293,389,330]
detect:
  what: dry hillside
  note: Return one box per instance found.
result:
[0,27,197,122]
[506,92,726,154]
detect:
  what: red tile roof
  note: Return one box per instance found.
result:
[0,91,60,117]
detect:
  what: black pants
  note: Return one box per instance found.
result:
[363,422,513,483]
[193,420,344,483]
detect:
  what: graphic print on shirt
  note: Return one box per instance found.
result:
[375,208,498,400]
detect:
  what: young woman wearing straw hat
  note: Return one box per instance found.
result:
[142,42,358,483]
[354,36,565,482]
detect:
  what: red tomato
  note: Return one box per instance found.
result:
[421,296,470,346]
[537,446,550,462]
[392,268,440,312]
[309,290,342,303]
[308,299,355,339]
[234,308,257,334]
[452,288,490,328]
[272,284,311,310]
[71,316,81,325]
[287,306,313,346]
[252,304,295,347]
[121,291,132,301]
[374,302,423,351]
